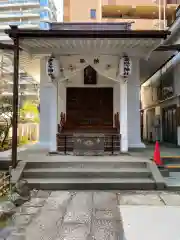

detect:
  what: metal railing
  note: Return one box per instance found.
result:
[56,133,121,155]
[0,0,39,5]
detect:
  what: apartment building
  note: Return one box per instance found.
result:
[0,0,58,104]
[140,12,180,146]
[63,0,179,30]
[0,0,57,30]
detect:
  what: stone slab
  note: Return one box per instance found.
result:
[10,213,32,227]
[118,193,164,205]
[22,198,45,207]
[5,192,124,240]
[16,206,40,215]
[45,191,72,210]
[159,192,180,206]
[36,190,50,198]
[58,223,90,240]
[93,192,117,210]
[25,210,63,240]
[64,192,92,224]
[120,206,180,240]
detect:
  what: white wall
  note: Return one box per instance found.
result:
[39,56,144,150]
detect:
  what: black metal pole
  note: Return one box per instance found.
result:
[64,135,67,155]
[111,135,114,155]
[11,34,19,168]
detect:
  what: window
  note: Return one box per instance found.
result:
[90,9,96,19]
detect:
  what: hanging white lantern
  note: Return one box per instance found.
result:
[46,55,60,81]
[119,55,132,79]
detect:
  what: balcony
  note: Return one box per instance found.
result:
[0,20,40,29]
[0,0,40,9]
[102,4,178,20]
[0,0,39,4]
[0,12,39,19]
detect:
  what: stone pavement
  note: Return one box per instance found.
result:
[4,191,124,240]
[2,190,180,239]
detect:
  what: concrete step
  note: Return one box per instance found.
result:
[23,167,151,179]
[26,160,146,169]
[24,177,156,190]
[165,172,180,190]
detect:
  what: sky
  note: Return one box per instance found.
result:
[54,0,63,22]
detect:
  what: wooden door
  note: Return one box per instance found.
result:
[66,88,113,129]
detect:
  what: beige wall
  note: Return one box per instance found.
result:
[102,18,158,30]
[63,0,161,30]
[67,0,101,22]
[63,0,70,22]
[102,0,155,4]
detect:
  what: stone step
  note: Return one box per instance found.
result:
[23,167,151,179]
[165,172,180,190]
[24,177,156,190]
[26,160,146,169]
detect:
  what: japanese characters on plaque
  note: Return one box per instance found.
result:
[119,55,132,80]
[46,55,60,81]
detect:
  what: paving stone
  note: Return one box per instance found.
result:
[93,192,117,210]
[1,191,123,240]
[10,213,32,226]
[57,223,90,240]
[25,210,64,240]
[36,190,51,198]
[10,227,26,235]
[64,192,92,224]
[44,192,72,210]
[16,206,39,215]
[22,198,45,207]
[119,193,164,205]
[91,219,120,240]
[6,232,25,240]
[94,209,115,220]
[160,192,180,206]
[49,191,71,197]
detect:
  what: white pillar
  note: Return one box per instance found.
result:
[49,82,58,152]
[39,57,58,151]
[120,80,128,152]
[39,57,50,148]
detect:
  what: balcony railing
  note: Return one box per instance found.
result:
[0,20,40,25]
[0,0,39,5]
